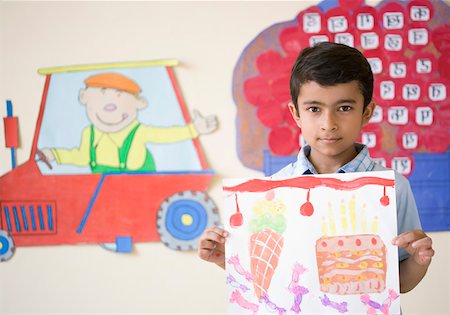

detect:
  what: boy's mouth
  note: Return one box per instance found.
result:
[318,137,341,144]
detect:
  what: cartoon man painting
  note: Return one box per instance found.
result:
[39,73,217,173]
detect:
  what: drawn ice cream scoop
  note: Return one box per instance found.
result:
[249,192,287,299]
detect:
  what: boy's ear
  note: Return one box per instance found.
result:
[288,101,301,127]
[362,101,375,126]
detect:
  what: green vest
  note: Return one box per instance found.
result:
[89,124,156,173]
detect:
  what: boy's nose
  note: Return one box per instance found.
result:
[321,113,338,131]
[104,103,117,112]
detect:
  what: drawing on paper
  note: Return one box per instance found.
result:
[223,171,400,314]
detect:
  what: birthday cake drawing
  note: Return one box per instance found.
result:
[316,234,387,295]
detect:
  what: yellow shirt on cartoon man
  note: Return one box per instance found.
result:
[41,73,217,173]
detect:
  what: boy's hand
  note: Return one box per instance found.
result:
[198,227,228,269]
[392,230,434,265]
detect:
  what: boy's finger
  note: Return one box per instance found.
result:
[393,230,425,246]
[198,248,214,261]
[204,227,228,240]
[412,237,432,249]
[418,249,435,258]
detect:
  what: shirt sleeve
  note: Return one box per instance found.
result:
[394,171,422,261]
[137,123,198,143]
[52,127,91,166]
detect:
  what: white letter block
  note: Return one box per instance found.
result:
[428,83,446,101]
[334,33,354,47]
[309,35,329,46]
[361,32,379,50]
[408,28,428,45]
[370,105,383,123]
[388,106,409,125]
[391,157,412,175]
[368,58,383,74]
[389,62,407,78]
[357,13,374,30]
[383,12,404,29]
[303,13,321,33]
[410,6,431,21]
[402,132,419,149]
[372,158,387,167]
[415,106,433,126]
[328,16,348,33]
[416,58,432,73]
[380,81,395,100]
[362,132,377,148]
[402,84,421,101]
[385,34,403,51]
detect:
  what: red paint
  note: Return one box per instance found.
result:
[300,188,314,216]
[230,194,243,228]
[372,237,377,245]
[321,241,327,247]
[279,27,304,56]
[3,117,19,148]
[380,186,390,206]
[356,238,361,246]
[338,240,344,246]
[266,190,275,201]
[223,176,395,193]
[268,126,298,156]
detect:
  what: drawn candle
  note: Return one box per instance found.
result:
[340,200,347,232]
[361,205,367,233]
[371,216,379,233]
[328,203,336,236]
[322,216,328,235]
[349,195,356,233]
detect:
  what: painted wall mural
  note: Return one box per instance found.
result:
[223,171,400,314]
[0,60,220,261]
[232,0,450,231]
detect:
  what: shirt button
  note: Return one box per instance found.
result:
[120,163,125,168]
[91,161,96,167]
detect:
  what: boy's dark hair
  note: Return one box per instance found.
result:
[290,42,374,111]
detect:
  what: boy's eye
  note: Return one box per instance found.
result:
[339,105,353,112]
[307,107,320,113]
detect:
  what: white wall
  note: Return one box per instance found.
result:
[0,2,449,314]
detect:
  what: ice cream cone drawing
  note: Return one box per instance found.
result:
[248,191,287,299]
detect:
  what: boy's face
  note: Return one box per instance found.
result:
[289,80,374,168]
[79,87,147,133]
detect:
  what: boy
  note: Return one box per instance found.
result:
[198,42,434,294]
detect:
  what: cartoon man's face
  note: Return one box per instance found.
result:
[79,87,147,133]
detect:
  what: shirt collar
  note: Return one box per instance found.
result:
[296,143,375,175]
[93,120,139,147]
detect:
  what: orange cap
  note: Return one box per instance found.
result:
[84,73,141,94]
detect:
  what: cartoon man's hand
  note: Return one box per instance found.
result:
[36,148,55,169]
[192,110,218,135]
